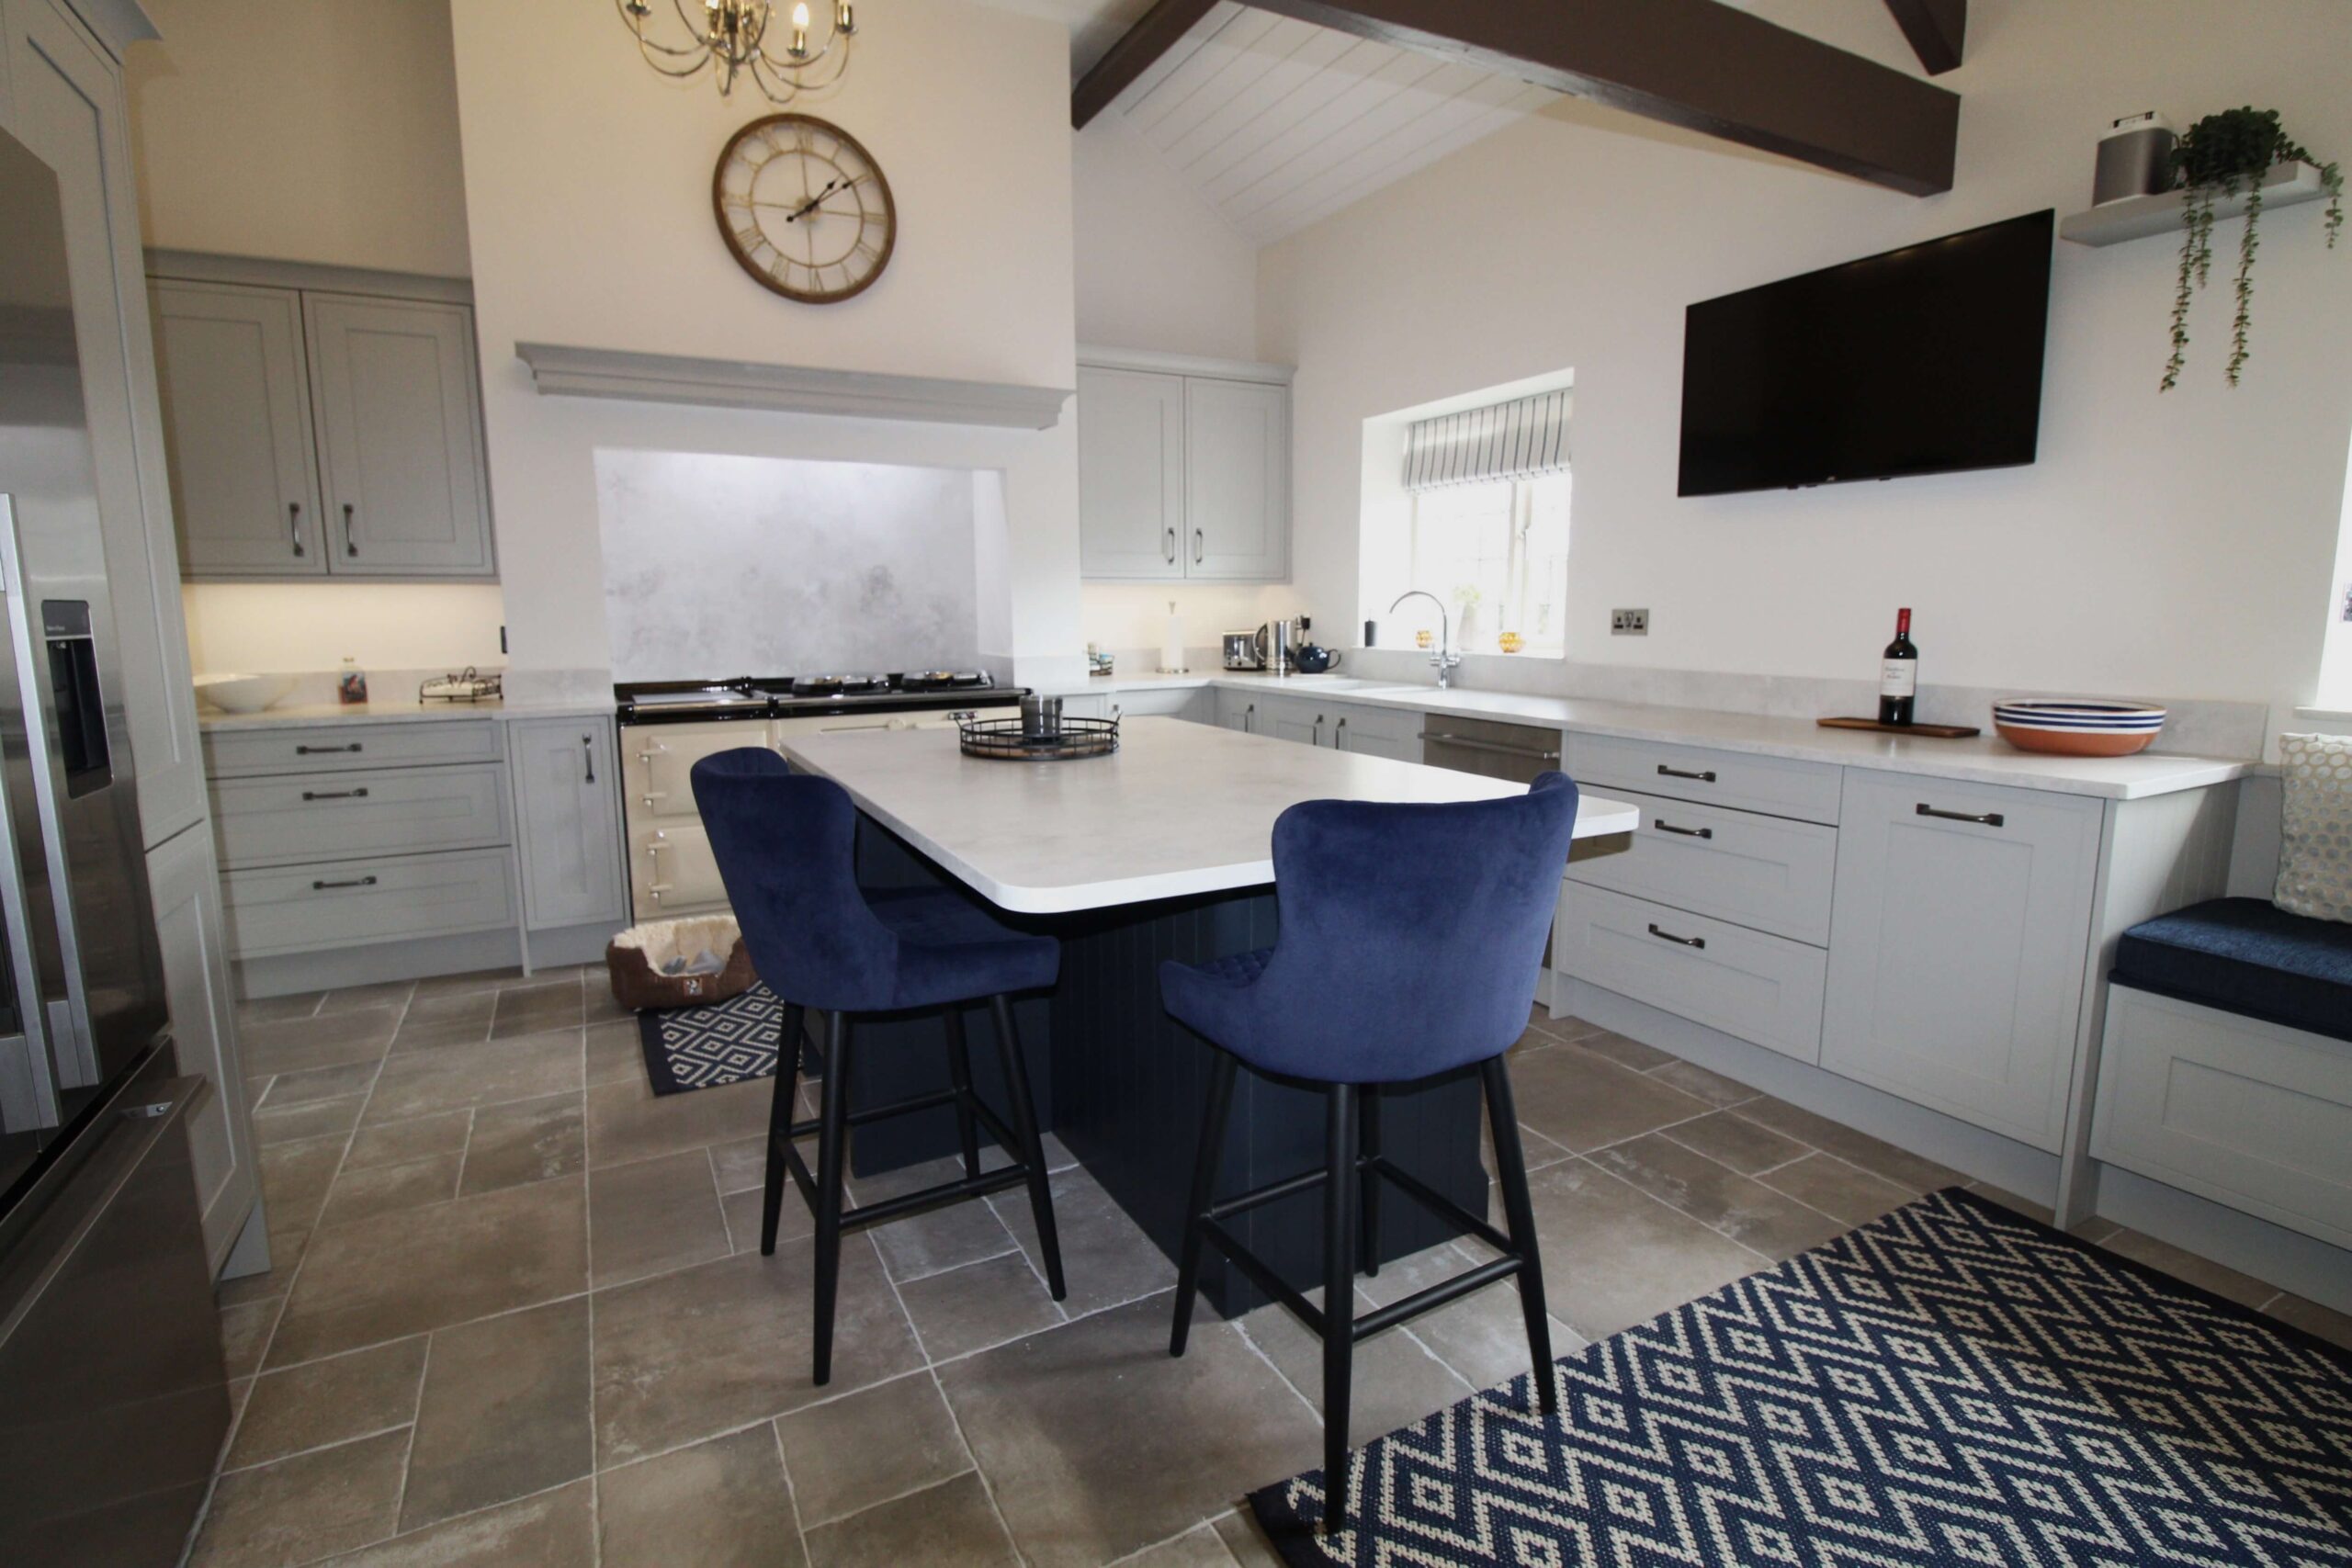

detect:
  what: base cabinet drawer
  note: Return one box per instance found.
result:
[2092,987,2352,1250]
[209,763,509,869]
[1566,786,1837,944]
[1556,883,1826,1063]
[1566,732,1842,825]
[222,848,517,958]
[202,720,502,778]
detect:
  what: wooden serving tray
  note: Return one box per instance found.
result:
[1817,716,1981,739]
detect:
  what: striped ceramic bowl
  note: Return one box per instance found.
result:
[1992,700,2166,757]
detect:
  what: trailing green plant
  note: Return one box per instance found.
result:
[2163,107,2343,390]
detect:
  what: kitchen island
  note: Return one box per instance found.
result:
[777,717,1636,1313]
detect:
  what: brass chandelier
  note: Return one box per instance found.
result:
[615,0,857,104]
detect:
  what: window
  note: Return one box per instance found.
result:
[1408,470,1571,655]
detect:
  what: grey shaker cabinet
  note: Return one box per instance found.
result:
[1076,367,1186,581]
[150,281,325,574]
[1820,768,2102,1152]
[1078,347,1291,584]
[510,716,628,932]
[1183,377,1288,581]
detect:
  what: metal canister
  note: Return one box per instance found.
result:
[1020,694,1062,739]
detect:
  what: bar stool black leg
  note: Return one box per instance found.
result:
[1358,1086,1382,1278]
[989,994,1066,1302]
[1322,1083,1359,1538]
[762,1001,807,1255]
[812,1011,855,1385]
[943,1004,982,1181]
[1170,1050,1238,1357]
[1481,1055,1559,1418]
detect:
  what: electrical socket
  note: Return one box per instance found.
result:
[1611,608,1649,637]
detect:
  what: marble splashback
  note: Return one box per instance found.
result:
[595,450,981,682]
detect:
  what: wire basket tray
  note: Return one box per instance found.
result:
[957,715,1121,761]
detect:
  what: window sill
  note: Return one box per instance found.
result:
[2293,705,2352,722]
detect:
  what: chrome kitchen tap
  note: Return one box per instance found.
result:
[1389,590,1462,690]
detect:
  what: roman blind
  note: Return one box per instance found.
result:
[1403,389,1572,491]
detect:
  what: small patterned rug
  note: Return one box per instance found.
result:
[1250,1186,2352,1566]
[638,982,789,1095]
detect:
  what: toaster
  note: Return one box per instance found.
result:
[1221,630,1264,671]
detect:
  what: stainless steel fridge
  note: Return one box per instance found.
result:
[0,124,232,1562]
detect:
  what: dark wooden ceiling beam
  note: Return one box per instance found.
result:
[1883,0,1966,75]
[1073,0,1222,129]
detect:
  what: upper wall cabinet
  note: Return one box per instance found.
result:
[149,264,495,581]
[1078,347,1290,584]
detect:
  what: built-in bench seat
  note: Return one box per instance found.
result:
[2092,897,2352,1251]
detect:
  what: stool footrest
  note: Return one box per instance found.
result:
[1353,1254,1523,1337]
[785,1088,1023,1151]
[1198,1215,1324,1336]
[783,1140,1034,1232]
[1370,1156,1514,1255]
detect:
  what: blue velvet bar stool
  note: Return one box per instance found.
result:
[692,748,1066,1384]
[1160,773,1580,1537]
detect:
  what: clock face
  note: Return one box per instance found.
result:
[712,114,897,304]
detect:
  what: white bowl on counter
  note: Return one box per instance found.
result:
[194,673,297,714]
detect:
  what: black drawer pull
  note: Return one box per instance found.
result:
[1653,819,1713,840]
[1647,922,1706,950]
[296,742,363,755]
[300,788,369,802]
[311,875,379,891]
[1656,763,1717,783]
[1916,804,2006,828]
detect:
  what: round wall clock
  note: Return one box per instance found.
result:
[712,113,897,304]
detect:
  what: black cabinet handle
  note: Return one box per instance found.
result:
[1656,763,1716,783]
[1164,526,1176,563]
[1193,528,1204,564]
[1917,804,2005,828]
[311,875,379,891]
[296,742,363,755]
[344,502,357,557]
[1653,819,1713,840]
[300,788,368,802]
[289,502,305,557]
[1647,922,1706,950]
[582,734,596,784]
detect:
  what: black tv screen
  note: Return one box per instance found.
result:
[1677,209,2053,497]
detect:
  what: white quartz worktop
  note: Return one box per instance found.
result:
[197,696,614,730]
[778,717,1641,916]
[1040,673,2256,802]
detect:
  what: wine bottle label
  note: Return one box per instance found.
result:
[1880,660,1917,698]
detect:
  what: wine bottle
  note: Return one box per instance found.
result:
[1877,608,1917,726]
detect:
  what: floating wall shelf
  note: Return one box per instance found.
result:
[2060,160,2331,246]
[514,343,1074,430]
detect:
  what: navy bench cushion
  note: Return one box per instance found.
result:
[2111,897,2352,1044]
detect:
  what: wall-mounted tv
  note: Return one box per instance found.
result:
[1677,209,2054,497]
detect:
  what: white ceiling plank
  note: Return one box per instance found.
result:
[1263,85,1555,241]
[1141,15,1323,152]
[1128,7,1284,140]
[1179,35,1383,190]
[1157,20,1352,171]
[1192,42,1437,207]
[1117,2,1247,115]
[1225,54,1478,225]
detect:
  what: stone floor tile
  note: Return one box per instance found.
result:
[803,1471,1013,1568]
[583,1074,772,1169]
[409,966,529,998]
[1522,1159,1765,1342]
[1351,1241,1560,1392]
[1963,1180,2054,1225]
[708,1134,768,1194]
[259,1134,350,1238]
[1212,1509,1284,1566]
[599,1424,806,1568]
[319,1478,596,1568]
[253,1095,368,1147]
[588,1149,731,1288]
[1566,1027,1674,1071]
[775,1371,972,1528]
[1755,1153,1917,1229]
[581,976,632,1026]
[1643,1058,1760,1109]
[1239,1292,1474,1447]
[897,1249,1067,1363]
[240,1007,401,1078]
[1732,1097,1961,1192]
[719,1184,800,1252]
[363,1031,583,1124]
[270,1179,587,1365]
[219,1298,281,1382]
[461,1091,585,1195]
[1658,1110,1812,1177]
[585,1019,643,1086]
[869,1180,1021,1282]
[492,981,584,1040]
[2267,1292,2352,1351]
[389,991,497,1054]
[591,1237,922,1466]
[189,1428,410,1568]
[1588,1133,1851,1260]
[1125,1521,1247,1567]
[940,1296,1321,1568]
[2097,1224,2279,1311]
[238,991,324,1023]
[318,980,416,1016]
[1506,1043,1713,1154]
[402,1297,594,1530]
[225,1337,427,1471]
[318,1154,465,1230]
[256,1058,382,1110]
[989,1163,1175,1316]
[344,1109,472,1173]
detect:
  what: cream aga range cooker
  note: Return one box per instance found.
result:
[616,672,1022,919]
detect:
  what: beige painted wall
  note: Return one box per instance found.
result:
[126,0,472,276]
[1261,0,2352,729]
[447,0,1084,694]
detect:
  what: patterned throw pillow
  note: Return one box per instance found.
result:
[2275,732,2352,923]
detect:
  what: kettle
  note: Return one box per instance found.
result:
[1292,643,1343,674]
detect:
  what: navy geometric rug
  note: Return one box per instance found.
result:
[638,982,789,1096]
[1250,1185,2352,1566]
